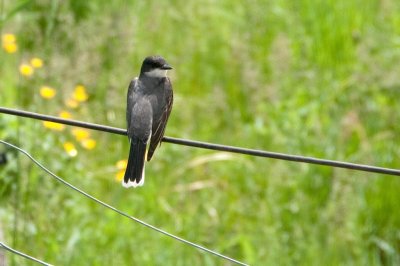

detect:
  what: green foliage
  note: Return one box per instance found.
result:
[1,0,400,265]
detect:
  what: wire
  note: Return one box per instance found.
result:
[0,140,248,266]
[1,106,399,176]
[0,241,52,266]
[0,107,125,135]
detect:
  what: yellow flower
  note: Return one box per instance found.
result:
[19,63,34,77]
[73,85,89,102]
[2,34,16,43]
[40,86,56,99]
[115,160,127,181]
[42,121,65,131]
[71,128,90,141]
[115,169,125,182]
[63,142,78,157]
[59,111,72,119]
[2,34,18,53]
[3,42,17,53]
[80,138,96,150]
[65,98,79,109]
[116,159,128,169]
[30,57,43,68]
[42,111,71,131]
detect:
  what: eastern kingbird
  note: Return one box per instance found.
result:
[123,55,174,188]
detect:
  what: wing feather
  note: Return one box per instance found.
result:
[126,78,138,138]
[147,78,173,161]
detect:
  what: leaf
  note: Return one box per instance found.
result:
[0,0,33,26]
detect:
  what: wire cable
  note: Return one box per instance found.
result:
[0,140,248,266]
[0,106,399,176]
[0,241,52,266]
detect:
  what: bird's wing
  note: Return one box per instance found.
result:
[126,78,138,138]
[147,78,173,161]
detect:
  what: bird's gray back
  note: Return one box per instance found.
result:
[127,78,153,141]
[138,76,170,123]
[127,76,172,142]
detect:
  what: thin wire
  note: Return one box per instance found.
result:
[0,241,52,266]
[0,106,399,176]
[0,140,248,266]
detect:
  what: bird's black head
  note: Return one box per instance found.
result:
[140,55,173,78]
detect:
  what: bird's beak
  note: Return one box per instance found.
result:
[161,63,173,70]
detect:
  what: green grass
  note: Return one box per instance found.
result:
[1,0,400,265]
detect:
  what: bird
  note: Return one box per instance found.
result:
[123,55,174,188]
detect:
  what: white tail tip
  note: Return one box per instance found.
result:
[122,178,144,188]
[121,171,145,188]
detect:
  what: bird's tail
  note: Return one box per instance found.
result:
[122,137,146,188]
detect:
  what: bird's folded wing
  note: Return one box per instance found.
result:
[147,78,173,161]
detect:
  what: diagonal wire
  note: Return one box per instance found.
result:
[0,140,248,266]
[0,106,399,176]
[0,241,52,266]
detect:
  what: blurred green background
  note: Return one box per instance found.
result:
[1,0,400,265]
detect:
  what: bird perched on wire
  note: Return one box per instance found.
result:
[123,55,174,188]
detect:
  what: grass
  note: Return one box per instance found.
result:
[1,0,400,265]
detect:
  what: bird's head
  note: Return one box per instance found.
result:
[140,55,172,78]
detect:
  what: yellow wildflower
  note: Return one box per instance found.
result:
[19,63,34,77]
[71,128,90,141]
[115,169,125,182]
[59,111,72,119]
[115,160,127,182]
[2,34,16,43]
[40,86,56,99]
[30,57,43,68]
[73,85,89,102]
[3,42,17,53]
[65,98,79,109]
[63,142,78,157]
[42,121,65,131]
[116,159,128,169]
[2,34,18,53]
[42,111,70,131]
[80,138,96,150]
